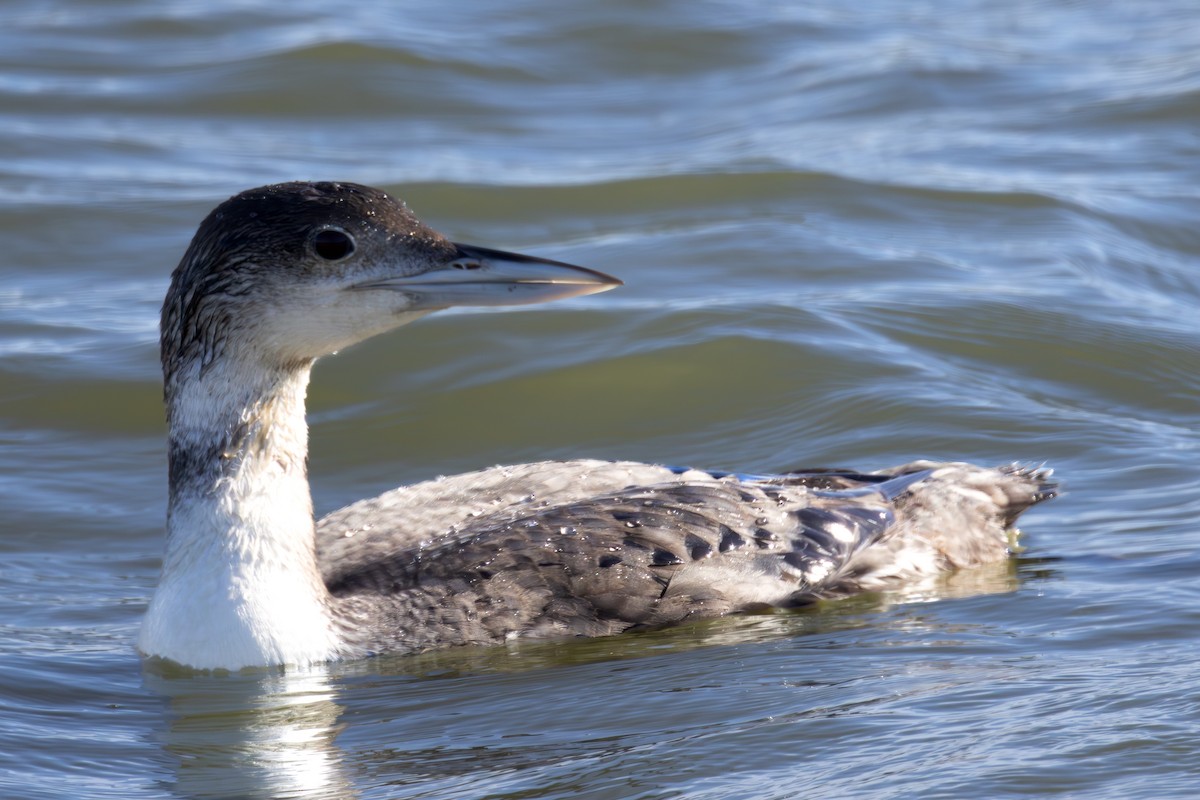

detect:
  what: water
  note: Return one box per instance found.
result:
[2,1,1199,797]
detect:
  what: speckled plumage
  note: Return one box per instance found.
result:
[139,181,1056,670]
[317,458,1054,657]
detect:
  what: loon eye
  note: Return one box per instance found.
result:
[312,228,355,261]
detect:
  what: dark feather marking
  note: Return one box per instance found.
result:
[718,526,746,553]
[782,551,828,573]
[752,527,778,546]
[794,507,843,529]
[651,548,684,567]
[685,533,713,560]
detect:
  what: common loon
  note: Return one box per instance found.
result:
[138,181,1057,670]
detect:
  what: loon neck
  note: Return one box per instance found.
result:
[140,356,343,669]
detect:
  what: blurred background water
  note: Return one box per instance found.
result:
[2,1,1199,798]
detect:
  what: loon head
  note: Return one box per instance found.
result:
[161,181,621,378]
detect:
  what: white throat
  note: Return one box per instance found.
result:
[139,358,342,670]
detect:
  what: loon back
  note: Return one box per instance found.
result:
[317,459,1056,655]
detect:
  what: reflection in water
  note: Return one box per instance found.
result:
[143,666,356,800]
[870,551,1025,606]
[136,555,1056,799]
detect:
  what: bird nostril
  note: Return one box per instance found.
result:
[452,260,483,271]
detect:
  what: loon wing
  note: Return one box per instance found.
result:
[318,461,1055,652]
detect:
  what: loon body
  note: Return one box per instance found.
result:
[139,181,1056,670]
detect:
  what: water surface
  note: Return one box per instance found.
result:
[2,1,1199,798]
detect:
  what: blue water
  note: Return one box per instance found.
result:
[2,1,1199,798]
